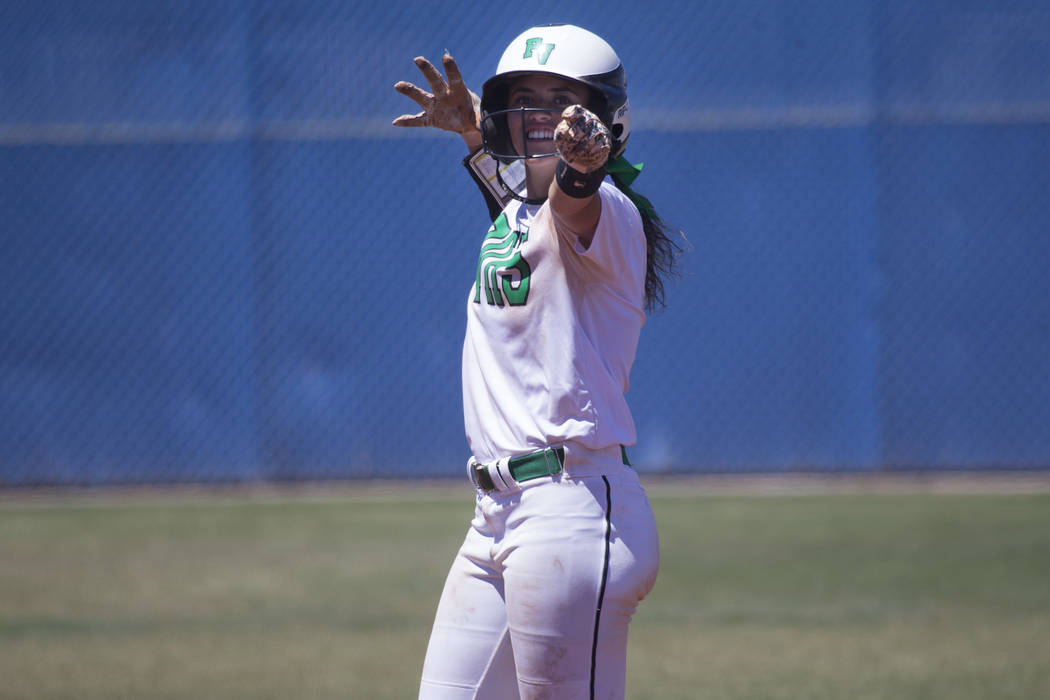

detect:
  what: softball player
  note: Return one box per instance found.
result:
[394,24,680,700]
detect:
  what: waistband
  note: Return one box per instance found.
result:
[468,443,631,494]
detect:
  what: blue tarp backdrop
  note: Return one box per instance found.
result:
[2,1,1049,484]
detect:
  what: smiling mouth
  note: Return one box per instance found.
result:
[527,129,554,141]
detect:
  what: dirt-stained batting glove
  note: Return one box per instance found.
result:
[554,105,611,174]
[392,54,480,136]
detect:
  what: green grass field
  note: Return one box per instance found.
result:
[2,479,1049,699]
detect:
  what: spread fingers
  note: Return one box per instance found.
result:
[413,56,448,95]
[392,111,429,127]
[442,54,466,92]
[394,81,433,108]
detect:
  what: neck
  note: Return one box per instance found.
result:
[525,156,557,200]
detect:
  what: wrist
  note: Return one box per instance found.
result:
[555,160,605,198]
[460,128,483,154]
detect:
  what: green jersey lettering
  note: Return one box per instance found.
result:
[474,213,531,307]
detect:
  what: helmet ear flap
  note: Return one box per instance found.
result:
[609,98,630,159]
[480,110,508,160]
[480,80,520,163]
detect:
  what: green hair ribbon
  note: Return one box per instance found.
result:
[606,155,658,221]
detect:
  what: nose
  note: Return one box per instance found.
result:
[526,108,556,126]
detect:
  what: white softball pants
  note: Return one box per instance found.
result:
[418,462,659,700]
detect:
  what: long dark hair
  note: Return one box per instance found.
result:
[608,175,684,312]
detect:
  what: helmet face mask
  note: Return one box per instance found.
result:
[480,24,630,203]
[482,106,562,160]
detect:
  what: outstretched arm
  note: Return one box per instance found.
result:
[549,105,612,249]
[394,54,509,219]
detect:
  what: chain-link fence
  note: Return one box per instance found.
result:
[3,1,1049,485]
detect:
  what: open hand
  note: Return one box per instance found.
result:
[393,54,480,136]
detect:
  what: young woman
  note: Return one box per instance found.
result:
[394,24,680,700]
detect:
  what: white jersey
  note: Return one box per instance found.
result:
[461,179,647,465]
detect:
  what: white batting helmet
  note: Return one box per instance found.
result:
[480,24,631,163]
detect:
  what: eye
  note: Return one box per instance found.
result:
[510,94,534,107]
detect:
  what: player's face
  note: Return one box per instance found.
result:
[506,75,590,159]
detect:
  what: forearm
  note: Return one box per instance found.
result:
[549,165,603,248]
[549,105,609,248]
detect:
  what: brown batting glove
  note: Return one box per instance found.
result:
[392,54,481,136]
[554,105,611,174]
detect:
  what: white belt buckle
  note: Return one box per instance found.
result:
[468,456,515,493]
[491,456,514,491]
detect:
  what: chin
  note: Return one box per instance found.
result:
[525,154,558,172]
[524,155,558,194]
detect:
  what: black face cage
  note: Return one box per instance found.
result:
[479,106,568,205]
[478,78,617,204]
[480,107,563,161]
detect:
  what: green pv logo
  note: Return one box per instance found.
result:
[522,37,556,65]
[474,213,531,307]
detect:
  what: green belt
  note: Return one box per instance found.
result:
[472,446,631,493]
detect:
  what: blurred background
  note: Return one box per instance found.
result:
[2,0,1049,486]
